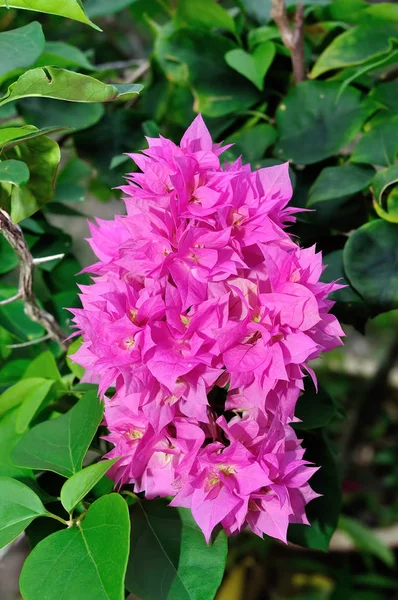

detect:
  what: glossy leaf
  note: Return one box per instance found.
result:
[288,431,341,551]
[0,67,143,108]
[309,163,375,205]
[339,516,395,567]
[60,459,119,513]
[0,408,35,481]
[0,377,51,418]
[12,390,103,477]
[0,125,65,153]
[275,81,375,164]
[0,22,45,78]
[225,42,276,91]
[0,477,48,549]
[15,379,54,434]
[174,0,236,34]
[344,220,398,311]
[311,24,398,78]
[0,160,30,187]
[126,500,228,600]
[156,28,259,117]
[23,351,62,381]
[0,0,101,31]
[351,115,398,166]
[20,494,130,600]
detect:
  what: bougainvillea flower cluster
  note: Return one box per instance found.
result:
[69,115,344,543]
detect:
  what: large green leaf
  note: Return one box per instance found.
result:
[224,124,277,164]
[288,431,341,551]
[0,477,48,549]
[308,164,375,206]
[0,377,51,418]
[23,350,62,381]
[0,22,45,78]
[225,42,276,91]
[174,0,236,34]
[0,67,143,108]
[12,390,103,477]
[370,81,398,112]
[15,379,55,434]
[0,0,101,31]
[19,98,104,133]
[311,24,398,78]
[60,459,119,513]
[156,28,259,117]
[1,132,60,222]
[0,125,65,152]
[351,115,398,166]
[274,81,375,164]
[0,409,35,481]
[0,160,30,187]
[20,494,130,600]
[339,516,395,568]
[126,500,228,600]
[35,41,95,70]
[344,220,398,311]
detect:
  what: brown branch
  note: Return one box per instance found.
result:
[0,210,67,347]
[271,0,307,84]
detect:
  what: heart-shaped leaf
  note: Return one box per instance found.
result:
[12,390,103,477]
[0,22,45,78]
[60,459,119,513]
[0,160,29,187]
[225,41,275,90]
[0,477,48,549]
[126,500,228,600]
[20,494,130,600]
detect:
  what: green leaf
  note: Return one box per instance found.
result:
[1,132,60,222]
[248,26,280,49]
[288,431,341,551]
[307,163,375,216]
[54,157,92,204]
[20,97,104,133]
[351,114,398,167]
[85,0,136,17]
[0,287,45,341]
[66,337,85,379]
[0,22,45,78]
[0,67,143,108]
[311,24,398,78]
[12,390,103,477]
[36,41,95,70]
[126,500,228,600]
[344,220,398,311]
[339,515,395,568]
[0,377,52,418]
[372,164,398,223]
[224,124,277,164]
[0,0,101,31]
[0,125,65,153]
[20,494,130,600]
[294,383,337,430]
[156,28,259,117]
[0,359,30,387]
[225,42,275,91]
[15,379,54,434]
[0,477,48,549]
[0,234,19,275]
[370,81,398,112]
[274,81,375,165]
[60,459,119,513]
[0,160,30,187]
[174,0,236,34]
[23,350,62,381]
[0,408,35,481]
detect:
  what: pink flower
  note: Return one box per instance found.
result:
[69,114,344,544]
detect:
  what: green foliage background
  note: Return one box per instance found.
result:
[0,1,397,599]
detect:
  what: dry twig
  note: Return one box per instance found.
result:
[271,0,307,84]
[0,209,67,347]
